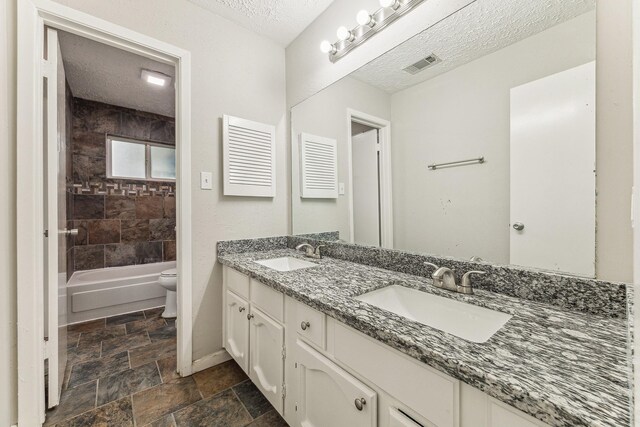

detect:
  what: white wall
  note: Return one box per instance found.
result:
[46,0,289,364]
[291,77,390,238]
[286,0,475,108]
[391,12,595,264]
[597,0,634,283]
[1,0,17,424]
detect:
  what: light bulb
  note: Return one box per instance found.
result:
[379,0,400,9]
[356,10,373,26]
[336,26,351,41]
[320,40,334,54]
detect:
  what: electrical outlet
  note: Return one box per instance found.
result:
[200,172,213,190]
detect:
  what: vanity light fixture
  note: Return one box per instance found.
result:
[320,40,337,54]
[336,26,355,42]
[322,0,425,63]
[356,10,376,27]
[141,69,171,87]
[379,0,402,10]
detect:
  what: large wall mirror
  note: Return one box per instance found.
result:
[291,0,607,278]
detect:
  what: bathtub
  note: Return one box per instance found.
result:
[65,261,176,325]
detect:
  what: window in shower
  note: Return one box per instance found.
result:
[106,135,176,181]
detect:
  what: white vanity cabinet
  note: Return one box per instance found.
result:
[296,339,377,427]
[249,305,285,413]
[223,265,551,427]
[224,289,250,372]
[222,267,286,414]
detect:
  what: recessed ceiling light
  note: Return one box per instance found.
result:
[141,69,171,87]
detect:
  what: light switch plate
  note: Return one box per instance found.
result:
[200,172,213,190]
[339,182,345,195]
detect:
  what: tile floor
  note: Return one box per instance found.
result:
[45,307,288,427]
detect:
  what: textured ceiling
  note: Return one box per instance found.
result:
[351,0,595,94]
[187,0,335,46]
[58,32,175,117]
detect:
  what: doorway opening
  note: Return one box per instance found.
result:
[17,2,192,425]
[350,123,381,246]
[347,109,393,248]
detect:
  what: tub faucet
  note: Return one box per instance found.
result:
[295,243,326,259]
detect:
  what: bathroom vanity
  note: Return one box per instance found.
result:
[218,237,631,427]
[218,1,633,426]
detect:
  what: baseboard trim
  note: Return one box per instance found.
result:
[191,349,232,373]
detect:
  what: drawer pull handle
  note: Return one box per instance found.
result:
[354,398,366,411]
[300,321,310,331]
[239,306,246,312]
[247,313,254,320]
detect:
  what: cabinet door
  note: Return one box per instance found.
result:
[225,290,249,373]
[249,306,285,414]
[296,340,377,427]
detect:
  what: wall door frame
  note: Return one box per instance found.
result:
[16,1,193,425]
[346,109,393,248]
[632,0,640,420]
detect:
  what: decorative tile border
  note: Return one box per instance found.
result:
[68,182,175,197]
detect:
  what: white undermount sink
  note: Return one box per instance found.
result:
[355,285,512,343]
[254,257,318,272]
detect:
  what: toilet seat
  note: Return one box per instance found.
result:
[161,268,177,277]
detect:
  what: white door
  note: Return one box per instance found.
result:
[510,61,596,277]
[352,129,380,246]
[44,27,68,408]
[296,340,377,427]
[225,290,250,373]
[249,307,284,414]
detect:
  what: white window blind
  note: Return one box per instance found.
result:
[223,115,276,197]
[300,132,338,199]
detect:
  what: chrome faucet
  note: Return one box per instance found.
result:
[423,262,486,294]
[295,243,326,259]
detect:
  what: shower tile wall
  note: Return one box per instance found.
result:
[68,97,176,273]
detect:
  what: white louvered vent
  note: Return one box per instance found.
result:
[223,115,276,197]
[300,133,338,199]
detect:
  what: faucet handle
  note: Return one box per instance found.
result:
[424,261,439,271]
[315,245,326,258]
[460,270,486,291]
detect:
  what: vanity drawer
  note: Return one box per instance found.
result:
[225,266,249,299]
[250,279,284,322]
[334,322,459,427]
[295,302,326,350]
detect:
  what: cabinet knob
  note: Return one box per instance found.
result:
[239,306,246,312]
[512,222,525,231]
[300,321,310,331]
[247,313,254,320]
[354,397,366,411]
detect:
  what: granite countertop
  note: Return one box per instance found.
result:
[218,248,632,427]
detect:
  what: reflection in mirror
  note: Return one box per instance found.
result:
[292,0,602,277]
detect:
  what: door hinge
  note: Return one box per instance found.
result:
[41,59,53,78]
[44,229,49,237]
[282,346,286,360]
[43,338,50,359]
[282,383,286,398]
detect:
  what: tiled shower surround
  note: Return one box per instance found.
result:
[67,97,176,273]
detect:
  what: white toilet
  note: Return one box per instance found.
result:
[158,268,177,318]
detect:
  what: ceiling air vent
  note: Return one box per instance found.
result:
[403,54,441,75]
